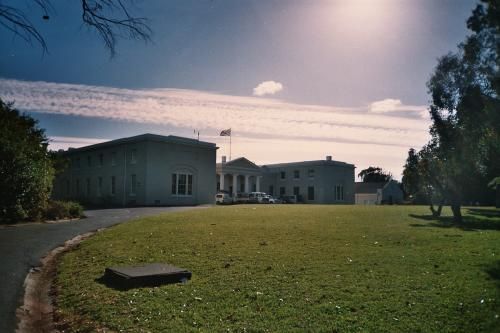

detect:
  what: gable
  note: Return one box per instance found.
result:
[225,157,261,170]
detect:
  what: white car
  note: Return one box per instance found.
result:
[266,195,280,204]
[215,192,233,204]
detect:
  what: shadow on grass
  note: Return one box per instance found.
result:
[485,260,500,289]
[409,208,500,231]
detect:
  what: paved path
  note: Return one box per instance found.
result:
[0,206,203,333]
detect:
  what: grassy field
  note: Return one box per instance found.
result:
[54,205,500,332]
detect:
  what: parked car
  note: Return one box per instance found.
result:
[249,192,267,203]
[280,195,297,204]
[235,192,250,204]
[262,195,281,204]
[215,192,233,204]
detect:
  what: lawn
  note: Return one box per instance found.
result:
[54,205,500,332]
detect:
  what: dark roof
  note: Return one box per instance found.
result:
[63,133,216,153]
[262,159,354,169]
[354,182,387,194]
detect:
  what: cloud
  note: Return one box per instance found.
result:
[0,78,431,177]
[369,98,428,118]
[253,80,284,96]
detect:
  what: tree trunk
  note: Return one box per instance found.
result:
[450,194,462,223]
[429,200,443,217]
[496,185,500,209]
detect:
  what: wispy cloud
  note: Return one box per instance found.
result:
[0,78,431,177]
[253,80,284,96]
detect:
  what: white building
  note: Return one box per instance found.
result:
[216,155,355,204]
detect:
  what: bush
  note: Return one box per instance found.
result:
[44,200,84,220]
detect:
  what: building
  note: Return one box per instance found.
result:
[52,134,217,206]
[354,180,403,205]
[216,155,355,204]
[261,156,355,204]
[216,157,263,195]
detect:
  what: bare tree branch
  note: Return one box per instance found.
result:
[0,0,152,57]
[0,3,49,53]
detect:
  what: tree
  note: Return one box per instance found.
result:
[0,99,55,223]
[0,0,151,57]
[358,166,392,183]
[422,0,500,223]
[402,148,420,200]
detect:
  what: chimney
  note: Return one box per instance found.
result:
[326,155,332,161]
[222,156,227,164]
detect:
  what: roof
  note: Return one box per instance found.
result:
[262,159,355,169]
[354,182,387,194]
[63,133,216,153]
[216,157,262,171]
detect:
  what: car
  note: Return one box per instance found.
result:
[248,192,267,203]
[215,192,233,204]
[267,196,281,204]
[280,195,297,204]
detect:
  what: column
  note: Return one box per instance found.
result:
[244,175,250,193]
[232,174,238,197]
[219,173,225,192]
[256,176,261,192]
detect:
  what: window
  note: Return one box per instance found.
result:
[269,185,274,196]
[308,169,315,178]
[130,149,137,164]
[294,170,300,179]
[98,177,103,196]
[280,187,285,196]
[130,174,137,195]
[111,176,116,195]
[99,153,104,167]
[280,171,286,180]
[87,156,91,167]
[335,185,344,201]
[171,173,193,196]
[111,152,117,166]
[293,186,300,196]
[86,178,91,196]
[308,186,315,200]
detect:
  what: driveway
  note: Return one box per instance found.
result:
[0,206,204,333]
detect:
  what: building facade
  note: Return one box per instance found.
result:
[260,156,355,204]
[52,134,217,206]
[216,155,355,204]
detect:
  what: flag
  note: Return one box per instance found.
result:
[220,128,231,136]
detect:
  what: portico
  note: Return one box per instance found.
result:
[216,157,262,197]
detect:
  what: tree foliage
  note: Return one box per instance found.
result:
[358,166,392,183]
[0,0,151,57]
[403,0,500,222]
[0,99,55,223]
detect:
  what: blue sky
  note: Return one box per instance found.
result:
[0,0,478,178]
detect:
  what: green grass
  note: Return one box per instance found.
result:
[55,205,500,332]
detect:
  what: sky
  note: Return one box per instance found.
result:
[0,0,478,179]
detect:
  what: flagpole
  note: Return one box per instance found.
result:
[229,133,232,161]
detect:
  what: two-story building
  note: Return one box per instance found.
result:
[52,134,217,206]
[215,155,355,204]
[260,156,355,204]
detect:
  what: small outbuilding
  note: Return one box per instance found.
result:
[355,180,403,205]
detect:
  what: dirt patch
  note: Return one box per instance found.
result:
[16,232,95,333]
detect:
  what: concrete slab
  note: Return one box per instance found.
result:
[103,263,191,289]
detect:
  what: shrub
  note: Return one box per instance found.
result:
[44,200,84,220]
[67,201,84,218]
